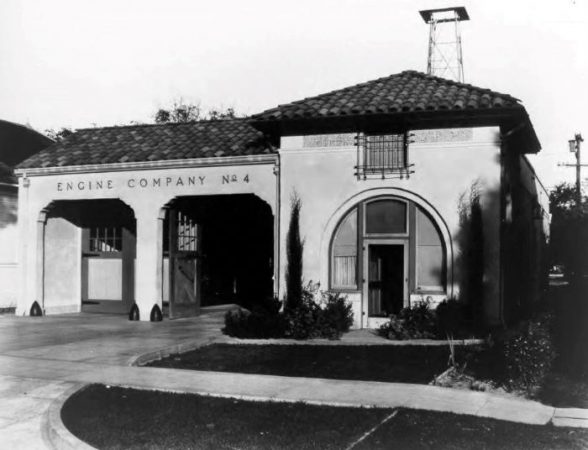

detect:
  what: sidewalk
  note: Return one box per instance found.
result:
[0,307,587,449]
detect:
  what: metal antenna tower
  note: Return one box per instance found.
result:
[419,6,469,82]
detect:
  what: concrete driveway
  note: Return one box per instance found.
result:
[2,306,586,449]
[0,307,230,449]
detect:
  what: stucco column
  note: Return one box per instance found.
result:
[35,216,46,314]
[133,205,163,321]
[16,185,44,316]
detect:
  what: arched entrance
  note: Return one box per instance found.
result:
[161,194,273,318]
[40,199,136,315]
[327,192,452,328]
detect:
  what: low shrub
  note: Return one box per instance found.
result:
[436,298,469,337]
[223,288,354,340]
[497,314,556,393]
[284,300,321,340]
[222,297,286,339]
[377,301,437,340]
[319,292,354,337]
[378,298,485,341]
[493,313,557,394]
[285,288,354,340]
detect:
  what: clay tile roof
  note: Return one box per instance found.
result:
[252,70,523,121]
[17,119,275,169]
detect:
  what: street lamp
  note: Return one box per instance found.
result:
[559,133,585,205]
[570,139,578,153]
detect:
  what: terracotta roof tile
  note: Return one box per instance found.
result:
[253,70,522,121]
[17,119,275,170]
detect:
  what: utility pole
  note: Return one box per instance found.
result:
[558,133,585,204]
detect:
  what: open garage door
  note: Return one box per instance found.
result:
[168,209,201,319]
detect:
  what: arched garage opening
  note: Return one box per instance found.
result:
[161,194,273,318]
[40,199,136,315]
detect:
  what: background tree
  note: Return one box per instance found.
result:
[208,107,236,120]
[549,182,588,279]
[154,99,201,124]
[45,101,237,141]
[285,192,303,310]
[154,99,237,124]
[45,127,73,142]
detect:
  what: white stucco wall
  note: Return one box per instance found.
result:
[0,188,18,308]
[43,217,82,313]
[278,127,502,326]
[16,160,277,318]
[521,155,551,237]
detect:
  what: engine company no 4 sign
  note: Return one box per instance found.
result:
[56,173,251,192]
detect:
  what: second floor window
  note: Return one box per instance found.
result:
[356,132,412,179]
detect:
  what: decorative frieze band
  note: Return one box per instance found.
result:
[302,128,474,148]
[303,134,355,148]
[411,128,473,144]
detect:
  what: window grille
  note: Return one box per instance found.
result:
[355,132,414,179]
[89,227,123,252]
[176,212,198,252]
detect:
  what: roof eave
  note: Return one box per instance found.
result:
[15,153,278,176]
[250,107,541,154]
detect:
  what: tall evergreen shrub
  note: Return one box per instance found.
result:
[456,182,485,328]
[285,193,303,310]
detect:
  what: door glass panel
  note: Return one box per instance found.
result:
[366,200,407,234]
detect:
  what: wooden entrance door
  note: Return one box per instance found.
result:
[168,209,201,319]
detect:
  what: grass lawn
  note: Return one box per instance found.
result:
[538,282,588,408]
[354,408,588,450]
[539,373,588,408]
[62,385,588,450]
[146,343,478,383]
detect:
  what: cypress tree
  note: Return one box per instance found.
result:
[285,193,303,310]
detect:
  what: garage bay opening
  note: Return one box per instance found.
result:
[162,194,273,319]
[42,199,136,315]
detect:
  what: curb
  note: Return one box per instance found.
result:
[128,336,586,429]
[130,333,224,366]
[41,383,96,450]
[553,408,588,428]
[209,336,486,346]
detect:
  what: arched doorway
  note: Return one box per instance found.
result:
[161,194,273,318]
[329,195,449,328]
[41,199,136,314]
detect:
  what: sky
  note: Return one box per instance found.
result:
[1,0,586,189]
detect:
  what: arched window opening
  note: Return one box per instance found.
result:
[331,207,358,289]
